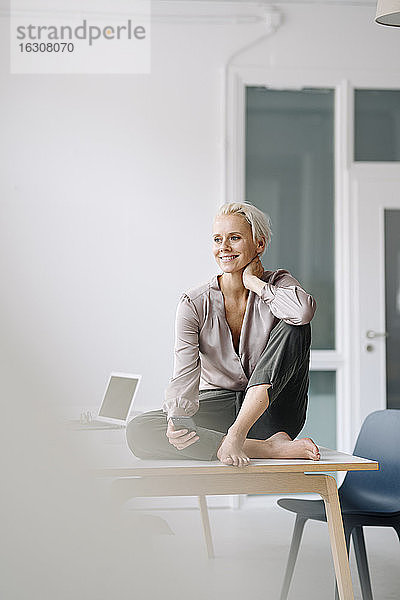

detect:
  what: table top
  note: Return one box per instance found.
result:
[90,438,378,477]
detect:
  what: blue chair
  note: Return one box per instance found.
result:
[277,409,400,600]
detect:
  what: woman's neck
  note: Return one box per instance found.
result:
[218,272,249,301]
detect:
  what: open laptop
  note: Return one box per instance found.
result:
[75,372,141,430]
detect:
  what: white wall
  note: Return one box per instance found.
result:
[1,3,400,416]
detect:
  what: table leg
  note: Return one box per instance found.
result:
[106,469,355,600]
[319,475,354,600]
[198,495,214,559]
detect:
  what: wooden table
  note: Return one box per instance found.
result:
[94,442,378,600]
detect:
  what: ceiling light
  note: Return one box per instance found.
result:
[375,0,400,26]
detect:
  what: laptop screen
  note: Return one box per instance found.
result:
[98,375,140,422]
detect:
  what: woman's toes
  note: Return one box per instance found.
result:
[224,456,233,465]
[302,438,320,459]
[239,455,250,467]
[312,447,320,459]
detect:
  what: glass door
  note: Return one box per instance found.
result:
[353,88,400,415]
[385,209,400,409]
[353,176,400,420]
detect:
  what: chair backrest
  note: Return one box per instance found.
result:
[339,409,400,514]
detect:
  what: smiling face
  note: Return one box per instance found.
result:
[212,214,265,273]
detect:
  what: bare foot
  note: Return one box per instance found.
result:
[217,433,250,467]
[265,432,320,461]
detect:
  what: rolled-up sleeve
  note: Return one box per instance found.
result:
[260,269,317,325]
[163,294,201,419]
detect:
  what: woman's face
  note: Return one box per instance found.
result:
[212,214,264,274]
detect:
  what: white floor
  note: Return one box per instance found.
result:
[128,495,400,600]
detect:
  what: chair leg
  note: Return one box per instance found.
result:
[279,515,308,600]
[352,527,373,600]
[334,525,352,600]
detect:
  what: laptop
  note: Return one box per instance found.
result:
[74,372,141,430]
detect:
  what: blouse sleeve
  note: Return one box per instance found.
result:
[162,294,201,419]
[260,269,317,325]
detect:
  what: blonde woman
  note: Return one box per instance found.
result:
[127,202,320,467]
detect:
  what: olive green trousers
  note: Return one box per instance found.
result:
[126,320,311,461]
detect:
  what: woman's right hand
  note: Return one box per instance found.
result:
[166,420,199,450]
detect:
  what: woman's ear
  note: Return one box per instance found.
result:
[257,237,266,253]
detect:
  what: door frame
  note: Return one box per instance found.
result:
[224,65,400,451]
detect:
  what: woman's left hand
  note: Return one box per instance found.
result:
[242,255,264,289]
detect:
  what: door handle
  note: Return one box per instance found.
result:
[366,330,388,339]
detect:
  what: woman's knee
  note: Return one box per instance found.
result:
[126,415,144,457]
[126,413,161,459]
[278,321,311,352]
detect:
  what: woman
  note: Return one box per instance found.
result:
[127,202,320,467]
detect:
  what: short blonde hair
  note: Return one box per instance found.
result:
[215,202,272,256]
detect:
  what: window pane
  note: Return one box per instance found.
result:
[355,90,400,161]
[245,87,335,349]
[299,371,336,449]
